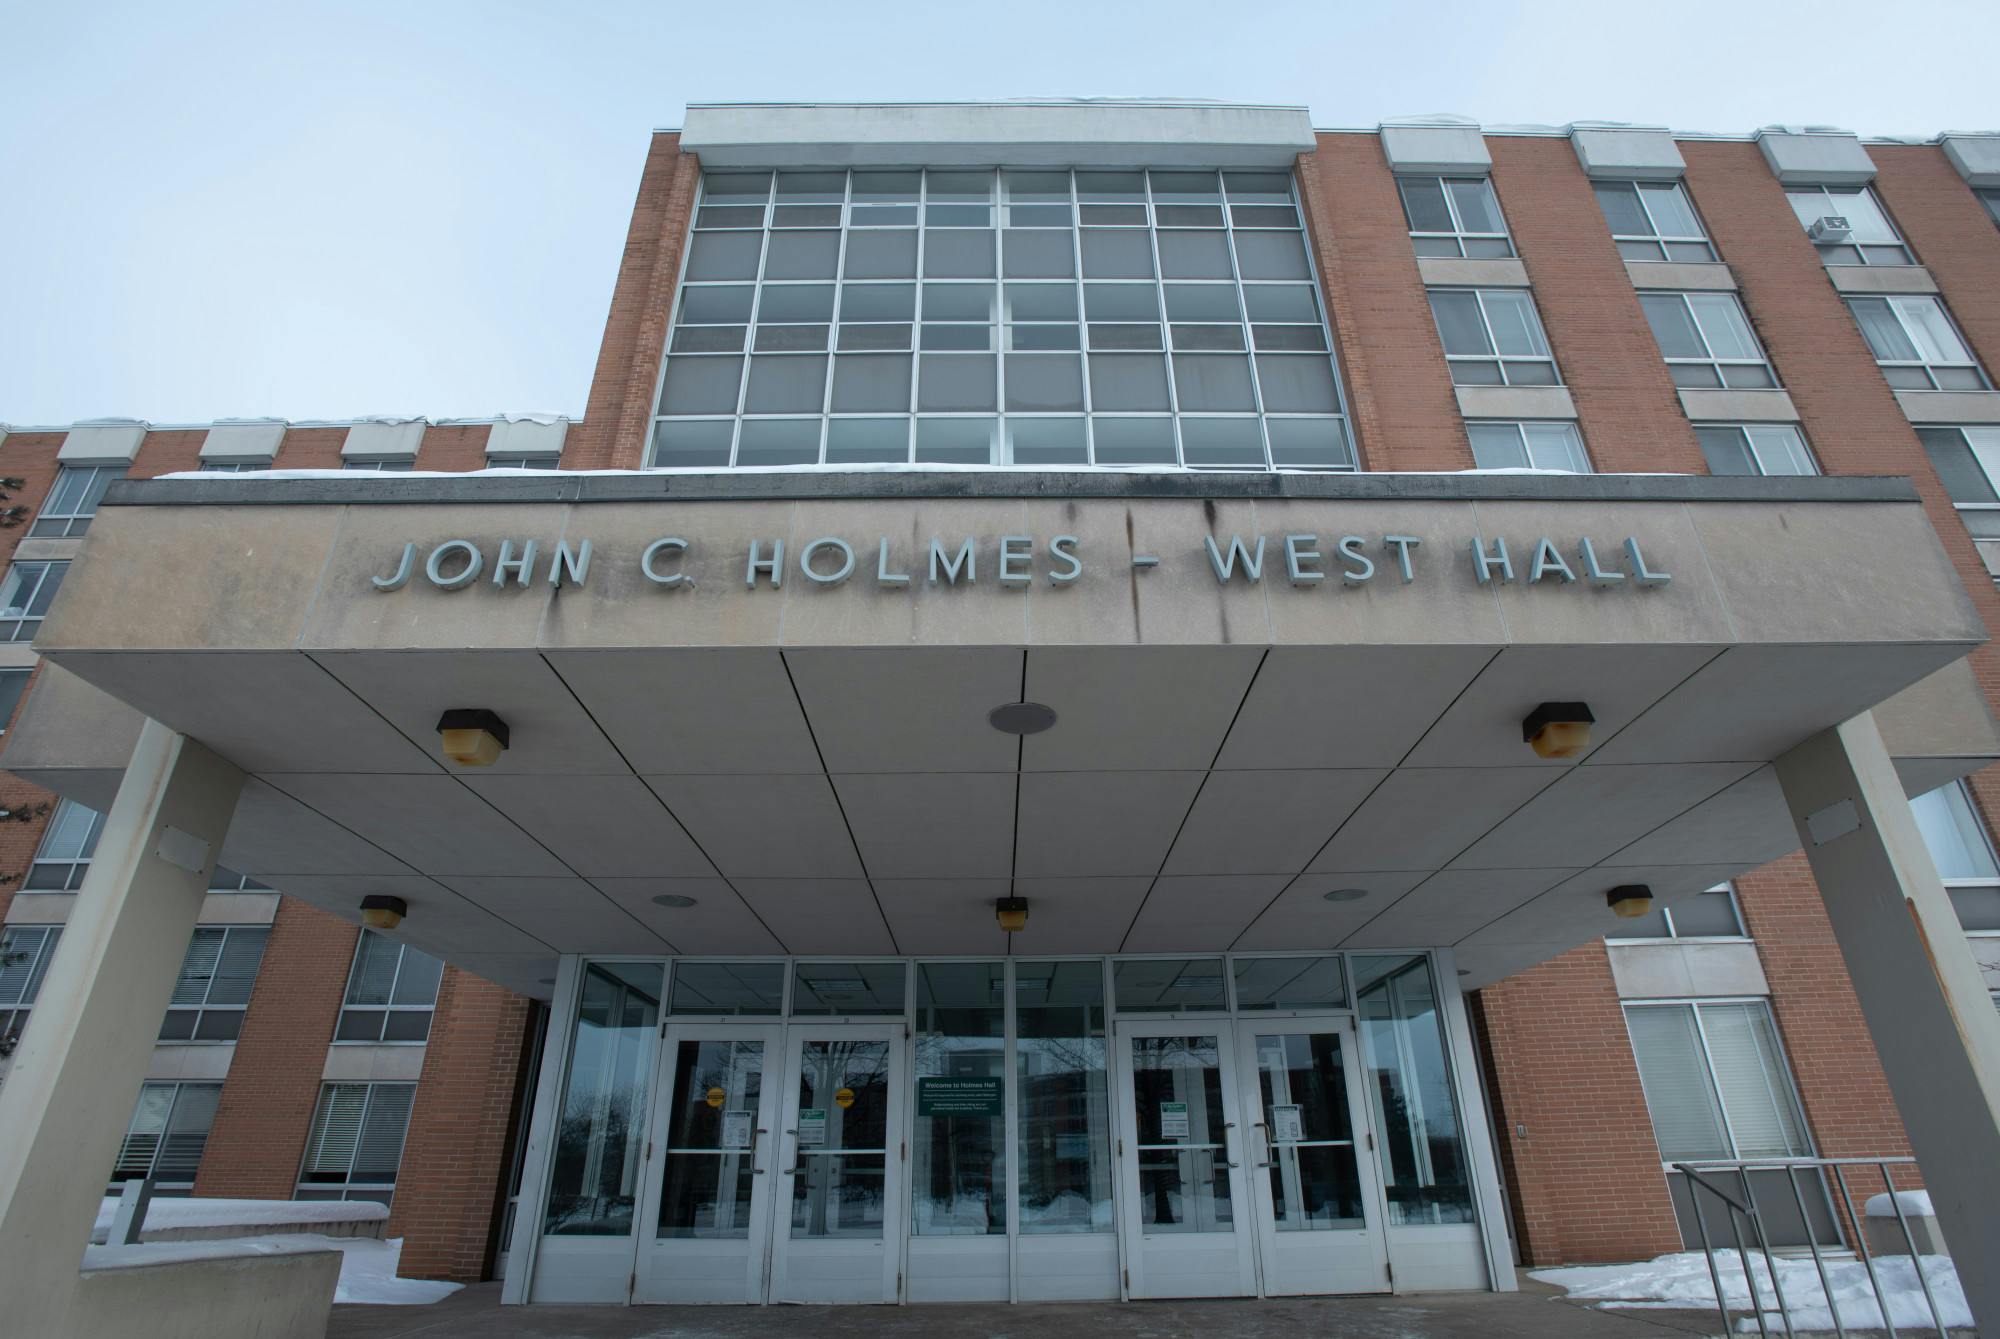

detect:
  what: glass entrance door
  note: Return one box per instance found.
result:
[1235,1017,1389,1295]
[769,1023,905,1303]
[1112,1020,1255,1298]
[631,1022,780,1303]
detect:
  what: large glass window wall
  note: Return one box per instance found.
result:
[652,169,1354,472]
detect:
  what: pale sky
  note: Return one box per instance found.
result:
[3,0,1995,426]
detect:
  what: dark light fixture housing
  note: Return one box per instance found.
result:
[1606,884,1655,919]
[437,708,510,767]
[1522,701,1595,760]
[360,894,408,931]
[1322,888,1369,903]
[651,893,699,909]
[988,702,1058,736]
[996,896,1029,933]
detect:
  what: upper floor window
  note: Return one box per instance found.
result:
[26,798,104,890]
[336,929,443,1043]
[1696,424,1818,477]
[1640,292,1776,388]
[1624,999,1812,1162]
[341,459,416,472]
[1606,883,1747,940]
[1785,185,1914,266]
[1918,427,2000,543]
[487,453,561,470]
[654,168,1353,473]
[199,460,271,473]
[1980,188,2000,231]
[1466,421,1591,472]
[1847,295,1990,391]
[0,924,62,1050]
[1593,181,1717,262]
[1910,780,2000,935]
[112,1081,221,1193]
[28,465,124,538]
[208,865,271,893]
[1397,176,1513,258]
[297,1080,416,1206]
[0,560,68,643]
[1427,289,1559,386]
[159,926,269,1042]
[0,666,30,733]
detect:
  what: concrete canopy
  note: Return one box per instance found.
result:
[11,471,1997,999]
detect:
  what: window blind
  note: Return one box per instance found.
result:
[1701,1002,1811,1158]
[1624,1005,1730,1161]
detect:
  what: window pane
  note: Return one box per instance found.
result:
[1470,423,1532,470]
[791,962,907,1015]
[1232,956,1346,1010]
[1697,426,1758,476]
[1005,354,1085,412]
[737,419,822,466]
[544,963,663,1235]
[1080,230,1154,279]
[1428,291,1492,356]
[1128,1035,1232,1232]
[652,420,733,468]
[1446,178,1503,234]
[840,283,916,322]
[1006,283,1078,322]
[1745,426,1816,476]
[1625,1005,1731,1160]
[684,232,762,281]
[668,961,785,1015]
[1164,284,1242,322]
[1232,231,1310,280]
[1112,958,1226,1013]
[1832,188,1896,244]
[825,418,909,464]
[207,928,269,1007]
[1641,295,1706,359]
[1688,294,1761,361]
[911,962,1005,1236]
[1354,956,1471,1224]
[1910,782,2000,879]
[830,355,913,413]
[1701,1003,1810,1158]
[1178,417,1264,467]
[1891,296,1973,365]
[659,357,744,416]
[1480,292,1545,357]
[1157,231,1232,279]
[1398,178,1454,233]
[1523,423,1590,472]
[1849,298,1919,361]
[1007,417,1088,465]
[1002,230,1075,279]
[171,929,225,1006]
[1171,355,1256,412]
[1091,417,1177,465]
[1254,356,1339,413]
[1088,354,1172,411]
[353,1083,416,1183]
[115,1084,177,1182]
[757,285,835,323]
[1640,183,1702,239]
[1244,285,1320,324]
[1016,961,1111,1233]
[657,1040,764,1239]
[1671,887,1745,937]
[1265,418,1353,469]
[1594,182,1650,236]
[154,1084,221,1185]
[917,355,997,412]
[344,931,400,1006]
[744,355,828,414]
[302,1084,369,1180]
[924,230,997,279]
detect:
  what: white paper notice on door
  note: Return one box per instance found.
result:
[797,1108,827,1147]
[1270,1104,1303,1144]
[1159,1101,1190,1140]
[721,1110,753,1149]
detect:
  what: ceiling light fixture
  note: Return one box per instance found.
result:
[437,708,510,767]
[1606,884,1655,919]
[359,894,408,931]
[1522,701,1595,760]
[651,893,699,909]
[1323,888,1370,903]
[988,702,1058,736]
[996,896,1029,933]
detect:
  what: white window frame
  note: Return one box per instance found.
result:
[28,464,126,539]
[1606,883,1749,943]
[1694,424,1819,477]
[335,929,443,1044]
[24,797,104,891]
[1623,997,1816,1163]
[1909,779,2000,942]
[295,1080,417,1205]
[1396,174,1515,258]
[159,925,270,1044]
[1847,295,1991,391]
[0,560,69,644]
[0,924,63,1049]
[1465,420,1592,472]
[486,453,561,470]
[0,665,31,734]
[1427,287,1562,387]
[1980,188,2000,231]
[198,460,273,473]
[1785,184,1915,266]
[1593,180,1717,263]
[112,1080,222,1192]
[340,458,417,472]
[1640,292,1778,389]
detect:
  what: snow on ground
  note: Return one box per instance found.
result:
[83,1233,459,1306]
[92,1194,386,1240]
[1533,1250,1970,1333]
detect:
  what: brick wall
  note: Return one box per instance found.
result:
[1296,135,1472,471]
[1471,944,1685,1265]
[0,432,71,924]
[390,970,534,1279]
[567,133,699,471]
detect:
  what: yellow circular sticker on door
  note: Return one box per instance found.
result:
[834,1087,856,1109]
[705,1086,726,1108]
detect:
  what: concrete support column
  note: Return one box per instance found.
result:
[1774,711,2000,1333]
[0,720,244,1288]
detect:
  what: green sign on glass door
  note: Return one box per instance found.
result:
[916,1076,1003,1117]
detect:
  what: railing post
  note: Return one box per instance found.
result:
[1679,1165,1736,1339]
[1832,1163,1900,1339]
[1878,1161,1948,1339]
[1739,1166,1796,1339]
[1785,1165,1847,1339]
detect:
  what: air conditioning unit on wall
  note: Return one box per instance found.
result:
[1809,215,1854,243]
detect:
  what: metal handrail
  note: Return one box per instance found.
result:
[1672,1156,1949,1339]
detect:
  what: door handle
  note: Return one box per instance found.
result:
[752,1126,767,1174]
[782,1128,799,1175]
[1222,1122,1240,1169]
[1252,1122,1274,1169]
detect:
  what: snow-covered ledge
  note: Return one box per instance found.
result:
[69,1241,340,1339]
[92,1195,387,1245]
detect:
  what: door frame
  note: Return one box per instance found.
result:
[1111,1016,1257,1299]
[769,1020,908,1304]
[629,1020,784,1304]
[1232,1012,1392,1296]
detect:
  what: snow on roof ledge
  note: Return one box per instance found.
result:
[682,101,1315,169]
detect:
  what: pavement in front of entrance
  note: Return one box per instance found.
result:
[328,1275,1735,1339]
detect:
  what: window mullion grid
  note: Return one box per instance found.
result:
[1222,170,1275,469]
[1685,1003,1743,1161]
[990,166,1004,465]
[1470,290,1508,386]
[727,174,778,467]
[907,172,925,461]
[1143,171,1187,468]
[815,170,852,464]
[1067,168,1095,465]
[1287,170,1356,471]
[347,1083,379,1188]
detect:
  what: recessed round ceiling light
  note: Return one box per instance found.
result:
[651,893,699,908]
[988,702,1058,735]
[1322,888,1369,903]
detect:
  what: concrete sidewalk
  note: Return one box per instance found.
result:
[329,1276,1728,1339]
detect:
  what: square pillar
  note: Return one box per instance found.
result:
[1774,711,2000,1334]
[0,720,245,1309]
